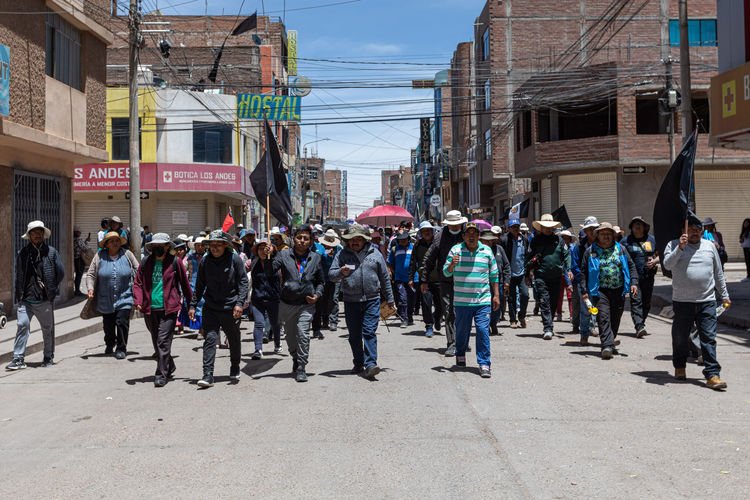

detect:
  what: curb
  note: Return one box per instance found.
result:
[0,323,102,365]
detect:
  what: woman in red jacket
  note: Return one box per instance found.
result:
[133,233,192,387]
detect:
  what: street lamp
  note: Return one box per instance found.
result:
[303,138,331,159]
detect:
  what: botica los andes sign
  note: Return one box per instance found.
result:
[710,61,750,149]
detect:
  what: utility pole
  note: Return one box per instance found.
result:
[128,0,142,258]
[678,0,693,142]
[663,56,677,164]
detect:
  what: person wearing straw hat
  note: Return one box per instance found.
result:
[330,224,395,379]
[411,221,441,337]
[107,216,130,250]
[5,221,64,371]
[443,222,500,378]
[579,222,638,359]
[423,210,468,356]
[312,229,343,339]
[85,230,140,360]
[480,229,510,336]
[189,230,249,388]
[249,238,282,358]
[133,233,192,387]
[527,214,571,340]
[663,214,730,390]
[622,216,659,339]
[270,226,289,252]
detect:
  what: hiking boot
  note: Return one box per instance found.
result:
[543,331,553,340]
[154,376,167,388]
[674,368,687,380]
[41,358,54,368]
[445,344,456,357]
[295,368,308,383]
[5,359,26,371]
[365,365,381,379]
[706,376,727,391]
[519,318,527,328]
[601,347,614,360]
[580,336,589,347]
[455,356,466,367]
[636,326,647,338]
[479,365,492,378]
[251,350,263,360]
[197,376,214,388]
[425,325,434,338]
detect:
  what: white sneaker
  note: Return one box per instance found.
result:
[251,350,263,360]
[543,331,553,340]
[274,346,283,354]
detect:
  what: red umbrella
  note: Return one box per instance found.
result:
[356,205,414,227]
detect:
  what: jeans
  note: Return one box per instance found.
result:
[396,282,415,323]
[420,282,442,327]
[313,281,337,332]
[593,287,625,350]
[251,297,280,351]
[440,282,456,346]
[202,308,242,378]
[455,305,492,367]
[144,310,177,380]
[630,275,654,329]
[534,277,561,332]
[672,300,721,378]
[13,301,56,361]
[508,276,529,323]
[578,291,593,339]
[102,308,131,353]
[344,298,380,369]
[571,285,581,329]
[279,302,315,368]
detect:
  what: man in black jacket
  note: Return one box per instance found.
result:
[480,229,511,336]
[189,230,249,388]
[409,221,441,337]
[6,221,64,370]
[500,219,530,329]
[272,224,325,382]
[423,210,467,356]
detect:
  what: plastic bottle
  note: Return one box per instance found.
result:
[584,298,599,316]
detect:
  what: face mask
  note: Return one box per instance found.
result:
[449,228,462,235]
[152,247,166,258]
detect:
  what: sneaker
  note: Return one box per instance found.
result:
[251,350,263,360]
[434,321,441,332]
[543,331,553,340]
[706,376,727,391]
[590,326,599,337]
[229,369,241,381]
[262,336,270,344]
[400,321,407,329]
[5,359,26,371]
[317,331,325,340]
[365,365,381,378]
[444,344,456,357]
[479,365,492,378]
[674,368,687,380]
[114,350,127,360]
[601,347,613,360]
[455,356,466,367]
[154,376,167,387]
[519,318,527,328]
[636,326,647,338]
[295,368,308,383]
[274,345,284,354]
[41,357,54,367]
[425,326,434,338]
[104,346,114,355]
[197,376,214,388]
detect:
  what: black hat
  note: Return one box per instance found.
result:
[206,229,232,243]
[687,213,703,228]
[701,217,717,227]
[628,216,651,232]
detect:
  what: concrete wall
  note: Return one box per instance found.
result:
[45,77,87,145]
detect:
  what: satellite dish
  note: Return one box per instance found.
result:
[291,76,312,97]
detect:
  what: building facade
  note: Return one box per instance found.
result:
[324,168,348,222]
[0,0,112,307]
[300,156,325,222]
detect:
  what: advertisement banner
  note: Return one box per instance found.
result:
[0,44,9,117]
[73,163,157,191]
[237,93,301,121]
[419,118,431,164]
[288,30,298,77]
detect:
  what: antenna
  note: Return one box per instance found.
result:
[315,125,319,157]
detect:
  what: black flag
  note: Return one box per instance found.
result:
[552,205,573,230]
[250,120,293,226]
[208,42,225,83]
[653,129,698,264]
[231,12,258,36]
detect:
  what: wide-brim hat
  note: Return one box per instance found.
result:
[519,223,529,231]
[490,225,502,236]
[99,231,127,248]
[270,226,282,236]
[580,216,600,230]
[341,224,372,241]
[479,229,498,241]
[594,222,617,235]
[146,232,172,249]
[205,229,232,243]
[22,220,52,240]
[418,221,435,232]
[702,217,717,227]
[533,214,561,232]
[442,210,468,225]
[628,216,650,232]
[559,230,576,239]
[109,216,123,225]
[320,229,341,247]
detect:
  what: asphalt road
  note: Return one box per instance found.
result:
[1,301,749,499]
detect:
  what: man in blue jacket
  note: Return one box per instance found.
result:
[388,232,414,328]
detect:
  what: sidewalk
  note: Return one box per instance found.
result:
[651,262,750,330]
[0,298,102,364]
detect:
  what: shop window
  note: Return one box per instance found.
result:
[46,14,81,90]
[111,118,141,161]
[636,94,669,134]
[193,121,233,163]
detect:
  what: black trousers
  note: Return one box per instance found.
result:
[439,282,456,346]
[743,247,750,277]
[534,277,561,332]
[144,310,177,380]
[420,282,442,327]
[102,309,131,352]
[630,275,654,329]
[594,287,625,350]
[313,281,337,331]
[202,308,242,377]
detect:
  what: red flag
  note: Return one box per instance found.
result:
[222,208,235,232]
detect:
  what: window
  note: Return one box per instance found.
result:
[484,129,492,159]
[523,110,532,149]
[111,118,141,161]
[484,80,491,110]
[537,109,551,143]
[635,94,669,134]
[692,95,711,133]
[306,166,318,180]
[482,29,490,61]
[193,122,233,163]
[46,14,81,90]
[669,19,717,47]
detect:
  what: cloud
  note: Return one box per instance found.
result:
[360,43,403,56]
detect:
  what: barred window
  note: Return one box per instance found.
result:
[46,14,81,90]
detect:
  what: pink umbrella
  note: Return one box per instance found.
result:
[471,219,493,231]
[356,205,414,227]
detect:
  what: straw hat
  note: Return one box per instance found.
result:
[594,222,617,235]
[22,220,52,240]
[441,210,468,225]
[532,214,561,232]
[320,229,341,247]
[99,231,127,248]
[519,223,529,232]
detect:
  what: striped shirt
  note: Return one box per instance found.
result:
[443,242,499,306]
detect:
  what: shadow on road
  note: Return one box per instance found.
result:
[631,370,705,387]
[241,358,281,377]
[414,347,445,355]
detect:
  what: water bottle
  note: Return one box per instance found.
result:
[584,298,599,316]
[716,302,730,317]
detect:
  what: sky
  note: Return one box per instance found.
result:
[152,0,484,217]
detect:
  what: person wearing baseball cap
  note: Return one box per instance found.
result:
[622,216,658,339]
[108,216,130,251]
[499,218,530,329]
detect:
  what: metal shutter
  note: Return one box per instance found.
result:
[558,172,618,228]
[541,178,552,215]
[74,200,130,251]
[695,170,750,261]
[155,200,208,239]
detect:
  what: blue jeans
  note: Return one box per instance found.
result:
[344,298,380,369]
[396,282,415,323]
[454,305,492,367]
[13,301,56,360]
[578,291,592,339]
[251,297,280,351]
[672,300,721,378]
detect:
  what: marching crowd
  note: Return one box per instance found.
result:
[5,208,736,391]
